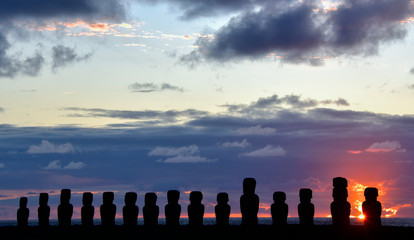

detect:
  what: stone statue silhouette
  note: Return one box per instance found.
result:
[165,190,181,226]
[123,192,139,226]
[240,178,259,226]
[143,192,159,226]
[81,192,94,226]
[100,192,116,226]
[215,192,230,226]
[38,193,50,227]
[362,187,382,229]
[298,188,314,226]
[188,191,204,226]
[17,197,29,227]
[331,177,351,228]
[58,189,73,227]
[271,191,288,225]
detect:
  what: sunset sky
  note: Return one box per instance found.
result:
[1,0,414,220]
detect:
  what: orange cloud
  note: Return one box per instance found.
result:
[347,150,362,154]
[347,140,406,154]
[22,19,141,37]
[400,17,414,23]
[259,203,271,211]
[383,204,412,218]
[365,141,406,153]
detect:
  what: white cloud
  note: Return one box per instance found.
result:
[149,144,215,163]
[27,140,75,154]
[220,139,250,148]
[44,160,86,170]
[236,125,276,135]
[157,155,217,163]
[44,160,62,169]
[63,161,86,169]
[0,163,5,168]
[242,145,287,157]
[148,144,199,156]
[365,141,406,153]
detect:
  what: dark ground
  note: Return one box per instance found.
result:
[1,225,414,240]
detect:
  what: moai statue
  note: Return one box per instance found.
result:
[165,190,181,226]
[271,191,288,225]
[330,177,350,227]
[58,189,73,227]
[123,192,139,226]
[100,192,116,226]
[143,192,159,226]
[298,188,314,226]
[362,187,382,229]
[17,197,29,227]
[240,178,259,226]
[188,191,204,226]
[81,192,94,226]
[215,192,231,226]
[38,193,50,227]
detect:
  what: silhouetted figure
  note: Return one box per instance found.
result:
[100,192,116,226]
[298,188,314,226]
[333,177,348,189]
[17,197,29,227]
[188,191,204,226]
[81,192,94,226]
[58,189,73,227]
[240,178,259,226]
[38,193,50,227]
[165,190,181,226]
[362,187,382,229]
[123,192,138,226]
[330,188,351,227]
[215,192,231,226]
[271,191,288,225]
[143,192,159,226]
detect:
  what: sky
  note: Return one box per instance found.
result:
[1,0,414,221]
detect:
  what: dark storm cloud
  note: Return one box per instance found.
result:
[321,98,350,107]
[0,0,125,21]
[329,0,411,55]
[176,0,413,66]
[0,0,126,78]
[138,0,290,20]
[62,94,349,124]
[62,107,209,121]
[51,45,93,71]
[222,94,350,115]
[187,3,323,61]
[128,82,184,93]
[0,33,45,78]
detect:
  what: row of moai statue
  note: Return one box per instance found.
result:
[17,177,381,228]
[330,177,382,229]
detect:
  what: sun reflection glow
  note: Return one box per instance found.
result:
[349,180,411,219]
[352,200,365,219]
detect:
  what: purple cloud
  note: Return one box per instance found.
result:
[178,0,413,66]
